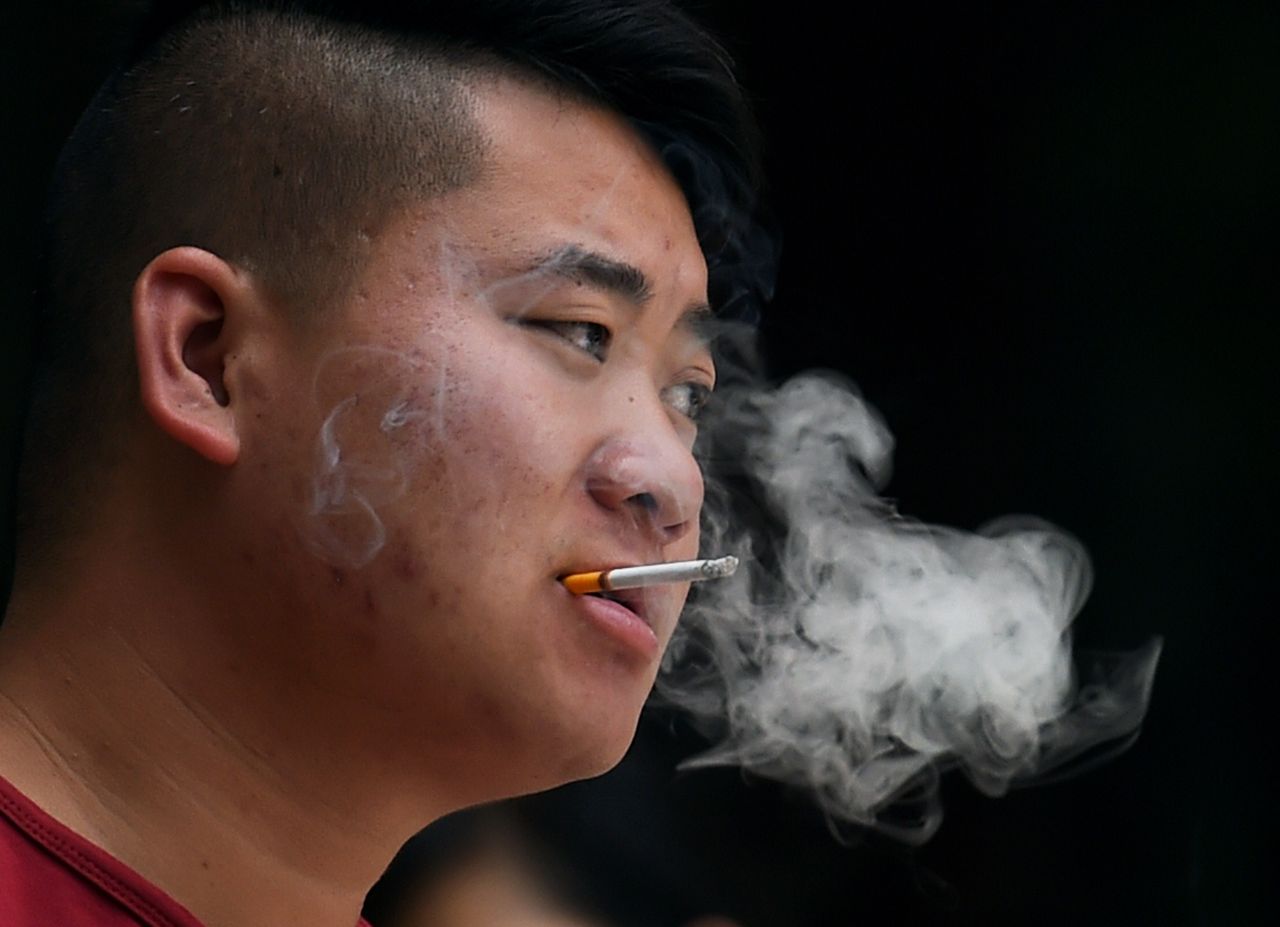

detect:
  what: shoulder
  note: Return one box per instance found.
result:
[0,775,202,927]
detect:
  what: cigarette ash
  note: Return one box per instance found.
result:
[658,365,1162,843]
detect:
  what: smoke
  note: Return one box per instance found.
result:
[658,359,1162,844]
[297,239,629,569]
[301,236,477,569]
[304,346,447,568]
[290,136,1160,842]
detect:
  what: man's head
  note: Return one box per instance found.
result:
[10,0,762,808]
[19,0,760,561]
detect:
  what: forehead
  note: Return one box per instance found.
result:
[434,78,708,294]
[323,78,713,351]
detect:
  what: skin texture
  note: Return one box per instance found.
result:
[0,76,712,927]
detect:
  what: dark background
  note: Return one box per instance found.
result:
[2,2,1275,925]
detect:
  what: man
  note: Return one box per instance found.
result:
[0,2,761,924]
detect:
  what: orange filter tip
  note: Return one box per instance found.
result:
[562,571,606,595]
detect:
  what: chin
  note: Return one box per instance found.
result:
[578,728,638,779]
[488,747,629,804]
[524,709,645,796]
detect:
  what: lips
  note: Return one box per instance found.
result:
[571,588,660,659]
[559,563,664,660]
[587,586,649,626]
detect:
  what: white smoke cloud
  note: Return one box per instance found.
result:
[287,174,1160,842]
[659,365,1161,843]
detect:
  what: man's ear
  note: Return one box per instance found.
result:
[133,247,254,466]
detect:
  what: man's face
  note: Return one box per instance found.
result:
[237,80,714,796]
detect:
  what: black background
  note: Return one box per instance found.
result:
[2,2,1275,924]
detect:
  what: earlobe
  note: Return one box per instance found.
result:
[133,247,245,467]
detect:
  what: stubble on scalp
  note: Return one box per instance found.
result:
[22,8,504,564]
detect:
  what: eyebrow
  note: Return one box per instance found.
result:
[528,244,654,305]
[528,242,713,317]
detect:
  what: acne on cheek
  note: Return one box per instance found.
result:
[390,544,421,583]
[298,330,573,574]
[297,348,435,568]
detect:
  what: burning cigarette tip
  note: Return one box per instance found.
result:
[562,555,739,595]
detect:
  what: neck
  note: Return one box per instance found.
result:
[0,537,452,927]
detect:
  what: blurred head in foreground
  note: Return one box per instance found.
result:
[366,804,745,927]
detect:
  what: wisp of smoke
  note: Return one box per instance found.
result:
[659,363,1162,844]
[305,346,446,568]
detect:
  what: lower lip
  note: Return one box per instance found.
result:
[568,591,659,660]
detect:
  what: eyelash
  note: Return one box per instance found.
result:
[527,318,713,421]
[532,319,612,362]
[662,381,713,422]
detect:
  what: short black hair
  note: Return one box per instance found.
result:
[16,0,765,567]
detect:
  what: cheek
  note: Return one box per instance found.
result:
[283,328,588,576]
[417,353,567,483]
[291,348,449,569]
[377,340,580,539]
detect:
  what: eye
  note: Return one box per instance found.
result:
[662,381,713,422]
[528,320,612,362]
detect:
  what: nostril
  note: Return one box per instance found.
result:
[627,491,660,514]
[622,492,662,537]
[621,491,691,545]
[584,444,700,546]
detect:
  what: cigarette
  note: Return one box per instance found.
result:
[561,556,738,595]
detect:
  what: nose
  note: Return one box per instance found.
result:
[585,431,704,550]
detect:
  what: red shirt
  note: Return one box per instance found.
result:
[0,774,372,926]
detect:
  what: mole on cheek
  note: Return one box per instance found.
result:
[392,548,419,582]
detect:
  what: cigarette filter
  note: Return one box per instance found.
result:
[562,555,738,595]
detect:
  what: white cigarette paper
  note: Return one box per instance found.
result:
[562,556,739,595]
